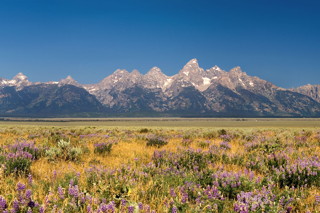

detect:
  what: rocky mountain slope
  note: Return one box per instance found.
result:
[0,84,104,117]
[1,59,320,117]
[292,84,320,103]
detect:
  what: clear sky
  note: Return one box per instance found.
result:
[0,0,319,88]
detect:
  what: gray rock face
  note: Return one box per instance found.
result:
[292,84,320,103]
[0,84,104,116]
[142,67,170,90]
[1,59,320,117]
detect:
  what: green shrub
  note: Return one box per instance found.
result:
[203,131,217,139]
[94,142,113,155]
[197,140,211,148]
[69,147,82,161]
[146,137,168,148]
[139,128,149,133]
[45,147,61,161]
[218,129,227,136]
[45,139,82,162]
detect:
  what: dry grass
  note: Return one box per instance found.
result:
[0,123,319,212]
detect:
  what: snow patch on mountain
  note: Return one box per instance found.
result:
[0,73,31,89]
[163,78,173,88]
[203,77,211,85]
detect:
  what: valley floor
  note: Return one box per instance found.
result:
[0,120,319,212]
[1,117,320,128]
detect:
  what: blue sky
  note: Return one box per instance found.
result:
[0,0,319,88]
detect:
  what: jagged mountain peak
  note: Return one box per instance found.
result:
[13,72,28,81]
[179,58,204,77]
[147,66,162,74]
[59,75,80,86]
[184,58,199,68]
[98,69,129,84]
[229,66,243,73]
[145,67,168,79]
[62,75,75,81]
[141,66,170,90]
[61,75,75,81]
[186,58,198,64]
[212,65,222,71]
[3,72,32,88]
[130,70,142,80]
[129,70,142,83]
[206,65,225,79]
[113,69,129,75]
[60,75,76,82]
[131,69,141,75]
[228,66,249,79]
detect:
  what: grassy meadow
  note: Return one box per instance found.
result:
[0,118,319,212]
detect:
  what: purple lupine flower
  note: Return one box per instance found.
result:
[98,203,108,212]
[234,187,288,212]
[128,206,135,213]
[97,202,115,213]
[80,194,86,204]
[53,170,57,180]
[170,188,176,197]
[138,202,143,210]
[121,199,127,207]
[28,174,33,185]
[0,196,7,210]
[87,205,92,213]
[220,141,231,150]
[105,202,115,212]
[94,142,113,154]
[220,134,232,141]
[172,206,178,213]
[25,189,32,199]
[80,133,100,138]
[39,206,45,213]
[12,200,20,211]
[181,193,188,203]
[7,140,40,160]
[68,184,79,198]
[57,186,64,200]
[17,183,26,192]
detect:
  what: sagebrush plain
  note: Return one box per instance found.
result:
[0,119,319,212]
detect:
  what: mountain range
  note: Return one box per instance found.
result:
[1,59,320,117]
